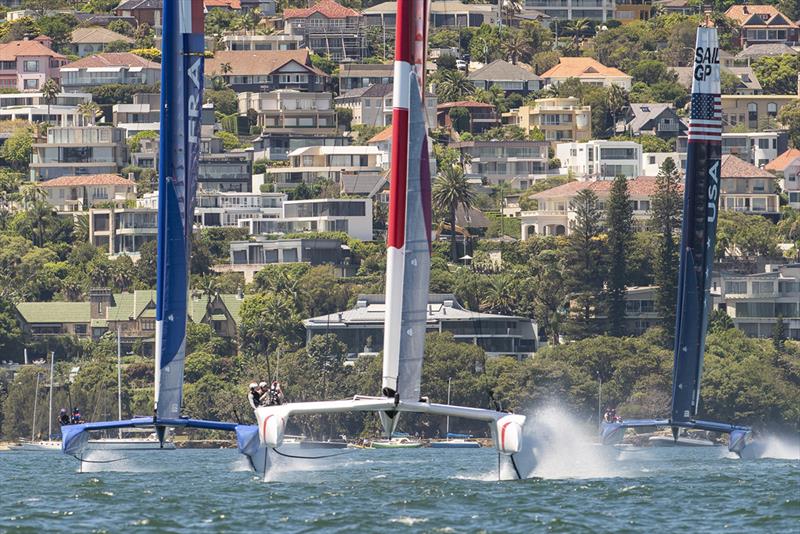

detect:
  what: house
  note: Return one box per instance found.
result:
[221,33,302,51]
[676,131,789,168]
[115,0,162,29]
[30,126,129,181]
[621,286,660,335]
[252,129,350,162]
[622,103,687,139]
[40,174,136,213]
[0,91,94,126]
[721,94,799,132]
[112,92,160,134]
[614,0,654,24]
[337,63,393,92]
[735,43,798,63]
[89,206,157,256]
[140,190,286,227]
[304,294,538,359]
[239,90,337,134]
[436,101,498,134]
[719,154,781,218]
[362,0,497,29]
[69,27,134,57]
[765,148,800,209]
[724,4,799,48]
[199,137,254,192]
[335,83,437,128]
[204,49,329,93]
[673,66,762,95]
[503,97,592,144]
[263,145,384,192]
[283,0,366,61]
[540,57,632,90]
[204,0,242,10]
[452,140,549,189]
[239,198,373,241]
[223,237,356,282]
[524,0,614,22]
[520,177,674,238]
[556,139,643,180]
[643,151,685,176]
[60,53,161,92]
[467,60,541,96]
[654,0,698,16]
[16,289,244,353]
[0,36,67,91]
[717,264,800,340]
[239,0,276,15]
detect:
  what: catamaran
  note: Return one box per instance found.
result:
[61,0,538,480]
[600,20,759,457]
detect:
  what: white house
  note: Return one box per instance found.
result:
[556,140,643,180]
[238,198,373,241]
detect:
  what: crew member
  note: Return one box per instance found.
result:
[59,408,71,426]
[247,382,261,410]
[267,380,284,406]
[71,408,82,424]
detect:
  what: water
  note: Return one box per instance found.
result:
[1,445,798,532]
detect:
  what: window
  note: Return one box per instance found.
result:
[758,138,770,149]
[23,60,39,72]
[747,102,758,125]
[24,78,38,90]
[725,281,747,294]
[767,103,777,118]
[141,319,155,331]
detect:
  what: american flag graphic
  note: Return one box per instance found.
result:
[688,93,722,143]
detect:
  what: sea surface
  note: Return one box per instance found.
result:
[1,442,798,533]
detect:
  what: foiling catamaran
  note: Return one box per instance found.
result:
[62,0,537,480]
[600,21,758,457]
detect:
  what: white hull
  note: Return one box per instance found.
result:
[13,441,61,451]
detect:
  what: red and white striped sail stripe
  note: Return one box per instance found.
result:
[179,0,204,33]
[688,95,722,143]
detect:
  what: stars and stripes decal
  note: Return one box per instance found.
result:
[688,93,722,143]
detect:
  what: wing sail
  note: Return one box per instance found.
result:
[671,27,722,422]
[154,0,204,420]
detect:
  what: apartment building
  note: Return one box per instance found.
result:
[139,190,286,227]
[677,131,789,168]
[467,60,541,96]
[725,4,799,48]
[614,0,654,23]
[283,0,366,61]
[0,91,95,126]
[304,294,538,359]
[362,0,497,29]
[765,149,800,209]
[524,0,615,22]
[264,145,383,191]
[30,126,128,181]
[239,198,373,241]
[540,57,632,90]
[520,177,674,238]
[335,83,437,128]
[221,33,303,51]
[225,237,356,282]
[503,97,591,144]
[556,139,643,180]
[40,174,136,213]
[60,53,161,92]
[338,63,393,91]
[720,94,798,133]
[204,49,329,93]
[89,207,157,256]
[718,264,800,340]
[436,101,499,134]
[199,137,254,192]
[0,36,67,91]
[719,154,780,218]
[452,140,549,189]
[239,90,337,134]
[112,92,160,134]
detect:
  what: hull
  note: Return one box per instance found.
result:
[430,440,481,449]
[648,435,715,447]
[370,439,423,449]
[13,441,61,451]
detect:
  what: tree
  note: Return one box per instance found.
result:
[502,31,530,65]
[0,128,33,171]
[77,101,101,126]
[605,84,629,128]
[564,188,606,338]
[649,157,682,338]
[708,309,734,333]
[752,54,800,95]
[204,88,238,115]
[606,175,633,336]
[777,99,800,148]
[41,79,60,125]
[716,211,781,258]
[771,316,787,352]
[432,164,476,262]
[22,0,65,17]
[35,14,78,53]
[105,40,133,53]
[630,60,676,86]
[448,106,470,132]
[108,20,134,36]
[435,69,475,103]
[335,107,352,131]
[133,22,155,48]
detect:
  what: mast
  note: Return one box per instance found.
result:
[31,372,40,442]
[154,0,204,425]
[48,351,54,441]
[671,17,721,424]
[117,324,122,439]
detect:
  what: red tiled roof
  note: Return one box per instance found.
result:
[367,126,392,143]
[62,52,160,69]
[0,39,65,61]
[284,0,360,19]
[540,57,629,79]
[721,154,775,179]
[205,0,241,8]
[205,49,325,77]
[725,5,798,28]
[533,176,682,199]
[437,100,495,109]
[39,174,135,187]
[765,148,800,172]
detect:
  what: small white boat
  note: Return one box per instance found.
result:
[370,437,423,449]
[12,440,61,451]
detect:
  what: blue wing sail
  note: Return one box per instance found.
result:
[155,1,204,420]
[670,27,722,423]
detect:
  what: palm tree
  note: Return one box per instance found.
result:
[605,84,629,133]
[432,164,476,262]
[435,70,475,103]
[41,79,60,125]
[482,275,516,315]
[77,101,101,126]
[502,31,530,65]
[18,183,45,208]
[501,0,523,27]
[73,213,89,241]
[564,18,591,47]
[220,62,232,75]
